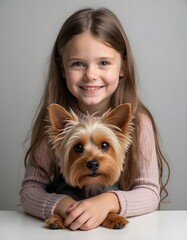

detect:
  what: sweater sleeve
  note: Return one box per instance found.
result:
[20,139,68,220]
[111,114,160,217]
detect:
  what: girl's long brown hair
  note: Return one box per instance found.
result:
[25,8,170,202]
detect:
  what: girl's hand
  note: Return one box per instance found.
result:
[64,192,120,231]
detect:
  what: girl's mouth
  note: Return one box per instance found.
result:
[80,86,103,91]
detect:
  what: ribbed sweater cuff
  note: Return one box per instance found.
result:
[44,193,67,219]
[109,190,127,216]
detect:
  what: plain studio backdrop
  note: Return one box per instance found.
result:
[0,0,187,211]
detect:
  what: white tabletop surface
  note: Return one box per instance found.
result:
[0,210,186,240]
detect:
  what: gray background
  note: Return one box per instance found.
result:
[0,0,187,211]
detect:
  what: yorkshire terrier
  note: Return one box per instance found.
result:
[45,103,133,230]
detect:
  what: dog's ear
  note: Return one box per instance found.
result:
[48,104,78,130]
[102,103,132,134]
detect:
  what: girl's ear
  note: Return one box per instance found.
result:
[57,57,66,78]
[119,69,125,78]
[61,61,66,78]
[119,60,126,78]
[62,68,66,78]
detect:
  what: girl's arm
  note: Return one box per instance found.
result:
[20,139,71,220]
[112,113,160,217]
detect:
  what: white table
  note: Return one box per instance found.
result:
[0,211,186,240]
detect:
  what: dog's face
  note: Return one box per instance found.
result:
[47,104,133,188]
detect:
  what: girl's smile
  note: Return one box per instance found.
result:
[80,86,104,91]
[62,32,124,115]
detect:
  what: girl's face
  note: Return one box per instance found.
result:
[62,32,124,115]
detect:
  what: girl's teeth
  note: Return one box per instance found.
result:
[83,87,100,90]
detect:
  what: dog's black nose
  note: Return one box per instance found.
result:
[87,160,99,171]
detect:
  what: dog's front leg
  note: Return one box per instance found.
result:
[46,215,65,229]
[101,213,129,229]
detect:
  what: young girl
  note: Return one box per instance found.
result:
[20,8,170,230]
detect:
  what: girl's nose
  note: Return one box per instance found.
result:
[84,65,97,81]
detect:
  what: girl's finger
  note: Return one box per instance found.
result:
[64,203,84,227]
[69,211,91,230]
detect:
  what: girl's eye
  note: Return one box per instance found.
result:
[71,62,85,68]
[99,61,110,67]
[74,144,84,153]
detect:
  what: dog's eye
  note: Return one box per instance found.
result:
[101,142,109,151]
[74,144,84,153]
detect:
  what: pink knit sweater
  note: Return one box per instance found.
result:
[20,109,160,220]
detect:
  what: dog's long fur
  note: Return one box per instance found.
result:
[46,103,133,229]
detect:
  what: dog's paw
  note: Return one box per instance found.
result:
[101,213,128,229]
[46,215,65,229]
